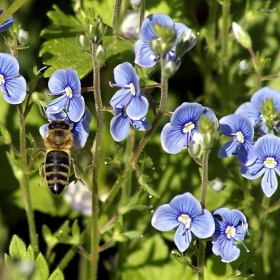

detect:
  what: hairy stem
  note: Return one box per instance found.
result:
[17,104,38,254]
[112,0,122,32]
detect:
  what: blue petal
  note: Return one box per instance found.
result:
[191,209,215,239]
[139,13,174,42]
[110,89,132,108]
[255,134,280,161]
[126,93,149,120]
[235,102,260,127]
[3,76,26,104]
[110,113,130,142]
[113,62,140,94]
[48,69,68,94]
[174,22,196,52]
[171,102,204,126]
[261,169,278,197]
[47,95,67,114]
[230,209,248,241]
[0,11,13,32]
[239,160,265,180]
[218,140,240,158]
[132,117,151,131]
[134,40,158,67]
[212,236,240,263]
[161,123,186,154]
[236,142,256,166]
[169,192,203,217]
[151,204,179,231]
[67,95,85,122]
[39,124,49,140]
[0,53,20,78]
[174,223,192,252]
[65,68,81,96]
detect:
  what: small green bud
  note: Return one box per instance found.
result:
[260,98,279,132]
[163,60,178,79]
[232,22,252,49]
[17,29,29,45]
[95,44,106,64]
[0,122,11,145]
[77,34,90,51]
[198,115,219,149]
[188,142,203,158]
[209,178,226,192]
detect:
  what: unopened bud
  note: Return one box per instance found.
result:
[209,178,226,192]
[175,28,197,58]
[17,29,29,45]
[130,0,143,7]
[239,60,249,73]
[232,22,252,49]
[96,44,106,64]
[188,142,202,158]
[163,60,178,79]
[0,122,11,145]
[77,34,90,50]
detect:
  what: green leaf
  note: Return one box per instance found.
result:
[9,235,27,259]
[42,224,58,249]
[122,231,143,240]
[32,253,49,280]
[4,253,12,267]
[48,268,64,280]
[71,220,80,243]
[25,246,35,261]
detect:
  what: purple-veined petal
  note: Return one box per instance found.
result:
[65,68,81,96]
[218,140,240,158]
[126,94,149,120]
[213,208,231,223]
[134,40,158,67]
[0,11,13,32]
[0,53,20,78]
[67,95,85,122]
[191,209,215,239]
[235,102,260,127]
[113,62,140,94]
[212,236,240,263]
[239,158,265,179]
[236,142,256,166]
[261,169,278,197]
[132,117,151,130]
[251,86,280,110]
[110,89,132,108]
[169,192,203,217]
[170,102,204,126]
[174,223,192,252]
[48,69,69,94]
[256,134,280,160]
[151,204,179,231]
[139,13,174,42]
[110,112,130,142]
[2,75,26,104]
[47,95,67,114]
[161,123,186,154]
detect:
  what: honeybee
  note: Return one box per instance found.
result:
[39,119,84,196]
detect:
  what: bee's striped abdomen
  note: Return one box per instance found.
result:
[45,150,70,196]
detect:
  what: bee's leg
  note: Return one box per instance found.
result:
[71,157,86,187]
[38,162,45,187]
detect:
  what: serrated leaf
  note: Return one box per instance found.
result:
[55,221,70,236]
[56,234,74,245]
[32,253,49,280]
[71,220,80,242]
[4,253,12,267]
[171,251,192,266]
[42,224,58,248]
[48,268,64,280]
[9,235,27,259]
[122,231,143,240]
[25,246,35,261]
[143,185,160,199]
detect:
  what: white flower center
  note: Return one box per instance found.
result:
[264,157,277,168]
[236,131,244,143]
[183,122,195,133]
[178,214,191,230]
[150,53,158,61]
[65,86,73,98]
[129,82,136,96]
[225,225,236,239]
[0,74,5,85]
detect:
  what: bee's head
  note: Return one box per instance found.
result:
[48,120,70,130]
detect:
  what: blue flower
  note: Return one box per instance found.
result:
[240,134,280,197]
[0,53,26,104]
[110,106,151,142]
[46,68,85,122]
[212,208,249,263]
[134,13,195,68]
[0,10,13,32]
[110,62,148,120]
[161,102,218,154]
[218,114,256,166]
[235,86,280,134]
[40,106,91,149]
[151,192,215,253]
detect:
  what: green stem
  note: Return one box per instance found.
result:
[17,104,38,254]
[200,150,210,209]
[112,0,122,32]
[248,47,262,89]
[221,0,231,114]
[197,240,205,280]
[139,0,146,28]
[102,59,168,214]
[90,42,103,280]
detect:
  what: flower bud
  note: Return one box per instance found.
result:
[17,29,29,45]
[95,44,106,64]
[188,142,202,158]
[209,178,226,192]
[163,60,178,79]
[0,122,11,145]
[175,29,197,58]
[121,11,139,38]
[198,115,219,149]
[77,34,90,51]
[232,22,252,49]
[239,60,249,73]
[130,0,143,7]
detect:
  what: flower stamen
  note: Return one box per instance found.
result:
[178,214,191,235]
[0,74,5,85]
[183,122,195,133]
[235,131,244,143]
[264,157,277,168]
[225,225,236,239]
[65,86,73,98]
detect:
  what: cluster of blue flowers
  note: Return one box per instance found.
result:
[151,192,249,263]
